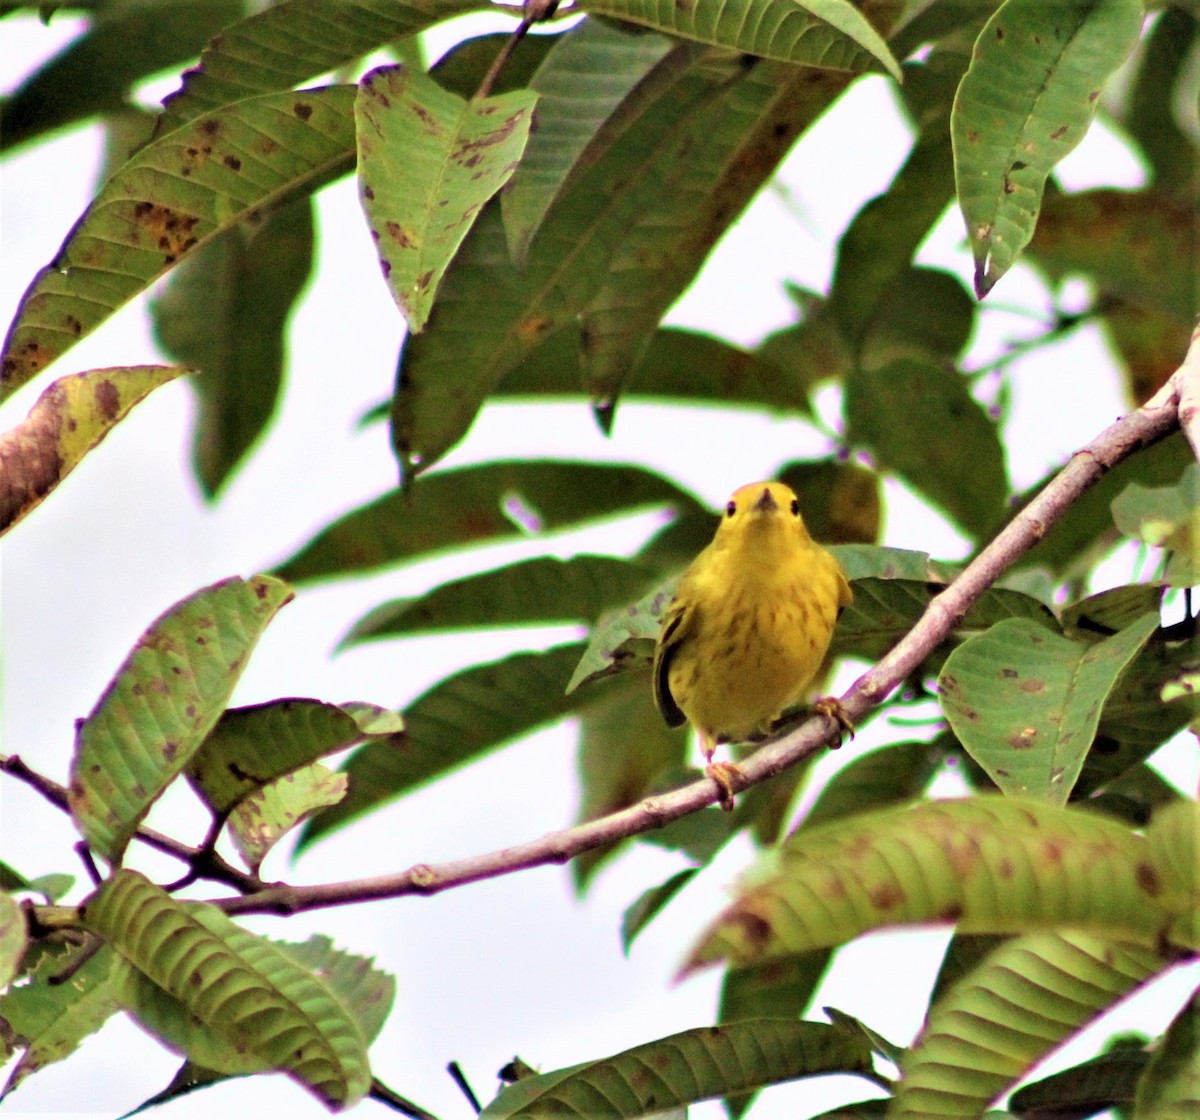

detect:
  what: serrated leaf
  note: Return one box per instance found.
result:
[0,0,246,155]
[1134,986,1200,1120]
[0,894,25,990]
[478,1019,875,1118]
[575,670,688,888]
[684,797,1179,973]
[501,17,674,263]
[0,365,187,536]
[343,554,660,645]
[85,871,370,1108]
[68,575,293,863]
[187,698,398,816]
[0,944,122,1100]
[155,0,488,133]
[280,935,395,1045]
[152,194,315,498]
[621,869,697,954]
[275,459,704,583]
[300,643,587,846]
[951,0,1143,297]
[228,763,348,870]
[578,0,903,81]
[845,356,1008,540]
[356,65,536,333]
[939,614,1159,805]
[1,87,355,399]
[893,932,1163,1119]
[1112,465,1200,587]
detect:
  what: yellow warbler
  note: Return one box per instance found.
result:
[653,481,853,809]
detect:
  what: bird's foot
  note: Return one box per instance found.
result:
[704,760,743,812]
[813,697,854,747]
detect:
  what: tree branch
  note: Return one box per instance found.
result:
[215,360,1186,918]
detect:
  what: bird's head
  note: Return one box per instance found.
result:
[715,481,811,546]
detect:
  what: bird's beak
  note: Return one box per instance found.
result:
[752,488,777,513]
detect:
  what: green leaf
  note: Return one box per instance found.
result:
[68,575,293,863]
[938,614,1159,805]
[274,459,704,583]
[845,356,1008,540]
[478,1019,875,1118]
[356,65,536,333]
[0,893,25,990]
[431,30,560,98]
[1144,801,1200,952]
[684,797,1179,972]
[621,869,697,954]
[857,266,977,370]
[951,0,1143,297]
[1,87,355,399]
[566,578,672,693]
[152,194,315,498]
[1011,1048,1148,1118]
[279,935,396,1045]
[0,0,246,155]
[187,698,401,817]
[86,871,370,1108]
[0,944,122,1100]
[501,17,674,263]
[0,365,186,537]
[301,643,587,846]
[1134,986,1200,1120]
[798,740,944,829]
[342,555,660,645]
[574,670,688,888]
[893,932,1163,1119]
[1111,465,1200,587]
[155,0,489,132]
[578,0,903,81]
[228,762,348,870]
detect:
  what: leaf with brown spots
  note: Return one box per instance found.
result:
[951,0,1143,298]
[1,87,354,403]
[0,365,186,538]
[893,931,1164,1119]
[355,65,536,333]
[938,613,1159,804]
[684,796,1183,973]
[476,1019,873,1118]
[68,575,294,864]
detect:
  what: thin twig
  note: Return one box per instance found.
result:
[447,1062,482,1113]
[367,1077,442,1120]
[474,0,562,100]
[212,368,1182,918]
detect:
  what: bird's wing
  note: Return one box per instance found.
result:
[652,597,690,728]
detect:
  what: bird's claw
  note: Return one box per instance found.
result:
[705,760,742,812]
[813,697,854,748]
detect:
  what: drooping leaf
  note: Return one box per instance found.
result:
[1010,1047,1149,1119]
[892,932,1163,1119]
[578,0,903,81]
[228,763,348,870]
[938,614,1159,805]
[187,698,402,818]
[1111,465,1200,588]
[155,0,489,133]
[0,944,122,1100]
[356,65,536,332]
[574,669,689,887]
[500,17,675,263]
[275,460,704,583]
[477,1019,875,1118]
[342,554,660,645]
[1134,985,1200,1120]
[845,356,1009,540]
[621,868,697,954]
[85,871,371,1108]
[300,643,587,846]
[152,194,315,497]
[0,0,246,154]
[951,0,1143,297]
[0,365,186,537]
[684,797,1181,973]
[797,740,944,829]
[68,575,293,863]
[857,266,977,370]
[1,87,355,399]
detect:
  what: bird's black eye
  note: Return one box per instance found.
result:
[725,500,737,518]
[790,499,800,516]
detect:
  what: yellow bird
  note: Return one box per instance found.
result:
[653,481,853,810]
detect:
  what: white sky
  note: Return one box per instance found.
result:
[1,10,1197,1120]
